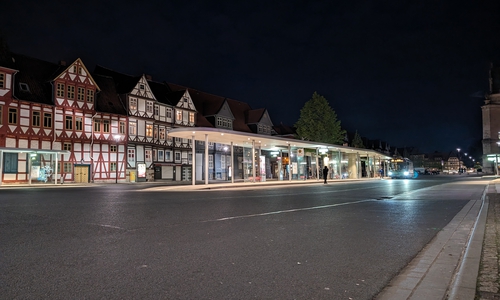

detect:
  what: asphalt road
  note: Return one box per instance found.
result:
[0,176,489,299]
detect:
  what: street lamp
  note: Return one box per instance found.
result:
[113,134,121,183]
[223,146,228,180]
[456,148,461,173]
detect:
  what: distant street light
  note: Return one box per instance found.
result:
[456,148,461,173]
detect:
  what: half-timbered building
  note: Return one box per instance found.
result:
[94,66,197,181]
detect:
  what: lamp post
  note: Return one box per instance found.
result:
[114,134,121,183]
[456,148,461,173]
[223,146,228,180]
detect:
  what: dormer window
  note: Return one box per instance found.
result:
[140,84,145,90]
[216,116,232,129]
[19,83,30,92]
[0,73,5,88]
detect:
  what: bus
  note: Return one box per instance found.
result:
[388,157,418,179]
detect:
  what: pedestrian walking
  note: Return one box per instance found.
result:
[323,166,329,184]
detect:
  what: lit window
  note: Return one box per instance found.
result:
[146,124,153,137]
[176,110,182,121]
[159,128,165,140]
[153,126,158,139]
[145,150,152,162]
[32,111,41,127]
[129,98,137,110]
[189,112,195,123]
[209,155,213,169]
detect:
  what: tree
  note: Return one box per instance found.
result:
[295,92,345,144]
[352,130,365,148]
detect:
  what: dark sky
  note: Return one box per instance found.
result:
[1,1,499,156]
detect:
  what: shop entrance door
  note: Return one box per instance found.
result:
[74,166,89,183]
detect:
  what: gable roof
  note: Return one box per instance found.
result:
[147,80,174,105]
[1,52,64,105]
[93,65,141,94]
[93,74,127,115]
[246,108,265,124]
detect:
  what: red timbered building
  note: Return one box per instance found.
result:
[0,52,127,184]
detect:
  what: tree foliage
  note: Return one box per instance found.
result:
[352,130,365,148]
[294,92,345,144]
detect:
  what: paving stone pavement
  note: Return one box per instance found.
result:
[477,191,500,300]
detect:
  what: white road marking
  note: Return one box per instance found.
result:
[209,199,375,222]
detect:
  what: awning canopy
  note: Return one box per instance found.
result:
[168,127,391,159]
[0,147,71,155]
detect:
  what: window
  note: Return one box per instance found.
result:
[216,116,232,129]
[209,155,213,169]
[56,83,65,97]
[166,108,172,118]
[43,113,52,128]
[19,83,30,92]
[65,116,73,130]
[0,105,2,124]
[153,149,157,161]
[75,117,83,131]
[129,122,137,135]
[140,84,145,90]
[128,149,135,162]
[0,72,4,88]
[154,105,159,116]
[165,150,172,161]
[145,150,152,162]
[78,66,82,75]
[3,153,18,173]
[86,89,94,103]
[158,150,164,161]
[77,87,85,101]
[146,124,153,137]
[110,162,117,172]
[63,142,72,151]
[103,120,110,133]
[159,128,165,140]
[146,101,153,113]
[94,119,101,132]
[8,108,17,124]
[153,126,158,139]
[221,155,225,169]
[110,145,117,152]
[175,152,181,162]
[32,111,41,127]
[67,85,75,100]
[129,98,137,110]
[72,66,77,73]
[189,112,195,123]
[176,110,182,121]
[119,121,125,134]
[63,162,72,173]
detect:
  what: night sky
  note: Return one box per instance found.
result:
[1,1,500,156]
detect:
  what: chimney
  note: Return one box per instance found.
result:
[145,74,152,81]
[59,60,66,66]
